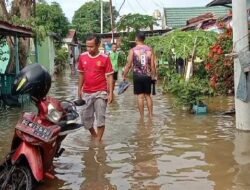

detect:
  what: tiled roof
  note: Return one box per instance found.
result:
[164,6,230,28]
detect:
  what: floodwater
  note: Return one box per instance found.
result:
[1,69,250,190]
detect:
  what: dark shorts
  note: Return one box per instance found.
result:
[133,74,151,95]
[113,71,118,81]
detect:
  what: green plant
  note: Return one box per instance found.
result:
[117,13,157,32]
[54,47,68,74]
[164,73,213,109]
[118,51,127,67]
[146,30,218,61]
[205,27,233,95]
[179,78,211,106]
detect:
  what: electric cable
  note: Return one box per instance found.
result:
[135,0,147,13]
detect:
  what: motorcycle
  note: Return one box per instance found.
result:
[0,64,85,189]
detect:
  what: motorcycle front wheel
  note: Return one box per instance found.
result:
[0,163,34,190]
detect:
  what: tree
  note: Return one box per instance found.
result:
[36,1,69,38]
[0,0,34,71]
[0,0,69,71]
[116,13,158,32]
[117,13,158,56]
[72,0,118,40]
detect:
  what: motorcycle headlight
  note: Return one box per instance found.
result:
[47,103,62,123]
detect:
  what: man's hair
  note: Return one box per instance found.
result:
[86,33,101,45]
[136,31,145,42]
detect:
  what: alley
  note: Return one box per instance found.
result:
[0,70,249,190]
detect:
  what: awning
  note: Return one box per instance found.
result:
[0,20,33,38]
[206,0,231,7]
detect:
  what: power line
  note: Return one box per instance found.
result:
[126,0,137,13]
[135,0,147,13]
[117,0,126,14]
[152,0,163,9]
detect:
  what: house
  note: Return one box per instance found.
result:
[162,6,230,29]
[0,20,34,106]
[63,29,81,61]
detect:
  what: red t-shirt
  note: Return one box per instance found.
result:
[78,52,114,93]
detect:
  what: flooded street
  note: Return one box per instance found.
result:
[1,69,250,190]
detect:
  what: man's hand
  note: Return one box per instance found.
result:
[122,74,127,81]
[108,93,113,104]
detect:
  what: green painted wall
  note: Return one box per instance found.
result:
[29,36,55,74]
[38,36,55,74]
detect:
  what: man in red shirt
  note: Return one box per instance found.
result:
[78,34,114,141]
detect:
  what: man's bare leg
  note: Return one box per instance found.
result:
[89,127,97,139]
[137,94,145,118]
[96,126,105,141]
[145,94,153,118]
[112,80,116,93]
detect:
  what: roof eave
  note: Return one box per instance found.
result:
[206,0,232,7]
[0,20,33,38]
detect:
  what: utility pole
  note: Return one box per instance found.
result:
[232,0,250,130]
[33,0,39,63]
[109,0,115,43]
[100,0,103,33]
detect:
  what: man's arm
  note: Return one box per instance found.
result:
[106,74,114,103]
[123,49,133,80]
[78,72,84,99]
[151,50,156,79]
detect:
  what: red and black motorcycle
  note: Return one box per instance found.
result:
[0,64,84,189]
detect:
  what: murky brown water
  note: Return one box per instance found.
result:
[1,69,250,190]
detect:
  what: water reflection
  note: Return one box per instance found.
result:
[2,70,250,189]
[130,118,160,190]
[80,143,116,190]
[232,131,250,190]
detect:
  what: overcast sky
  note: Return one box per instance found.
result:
[46,0,212,22]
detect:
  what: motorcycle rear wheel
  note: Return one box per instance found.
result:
[0,163,34,190]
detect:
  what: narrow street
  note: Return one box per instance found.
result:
[0,70,250,190]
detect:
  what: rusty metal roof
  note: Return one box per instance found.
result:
[0,20,33,37]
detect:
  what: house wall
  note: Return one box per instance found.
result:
[29,36,55,75]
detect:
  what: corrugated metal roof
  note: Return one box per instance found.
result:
[0,20,33,37]
[164,6,230,28]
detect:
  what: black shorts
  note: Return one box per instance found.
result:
[133,74,151,95]
[113,71,118,81]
